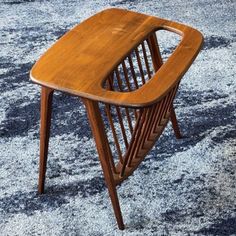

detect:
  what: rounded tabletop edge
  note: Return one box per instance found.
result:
[30,9,204,108]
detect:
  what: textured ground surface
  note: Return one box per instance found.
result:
[0,0,236,235]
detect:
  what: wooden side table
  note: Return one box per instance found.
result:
[30,8,203,230]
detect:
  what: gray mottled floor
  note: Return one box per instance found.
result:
[0,0,236,235]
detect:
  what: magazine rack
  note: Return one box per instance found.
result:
[30,8,203,230]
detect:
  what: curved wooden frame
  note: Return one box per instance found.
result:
[30,8,203,230]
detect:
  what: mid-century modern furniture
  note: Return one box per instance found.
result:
[30,8,203,230]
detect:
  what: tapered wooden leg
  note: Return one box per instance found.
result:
[83,98,125,230]
[38,86,54,194]
[170,106,182,139]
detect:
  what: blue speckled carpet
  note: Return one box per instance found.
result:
[0,0,236,235]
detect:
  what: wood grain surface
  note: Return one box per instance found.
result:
[30,8,203,107]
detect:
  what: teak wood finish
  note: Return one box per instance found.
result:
[30,8,203,230]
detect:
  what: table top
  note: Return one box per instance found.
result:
[30,8,203,107]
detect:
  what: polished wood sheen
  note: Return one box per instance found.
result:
[30,8,203,107]
[30,8,203,230]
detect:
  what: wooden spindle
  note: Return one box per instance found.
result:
[162,85,179,121]
[121,61,132,91]
[131,108,152,162]
[140,104,158,148]
[105,104,123,164]
[143,102,160,142]
[152,95,169,133]
[127,55,139,89]
[141,42,152,79]
[120,109,144,176]
[115,69,123,92]
[135,47,146,84]
[147,34,163,72]
[115,69,133,134]
[115,105,129,149]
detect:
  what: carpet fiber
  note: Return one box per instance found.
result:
[0,0,236,235]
